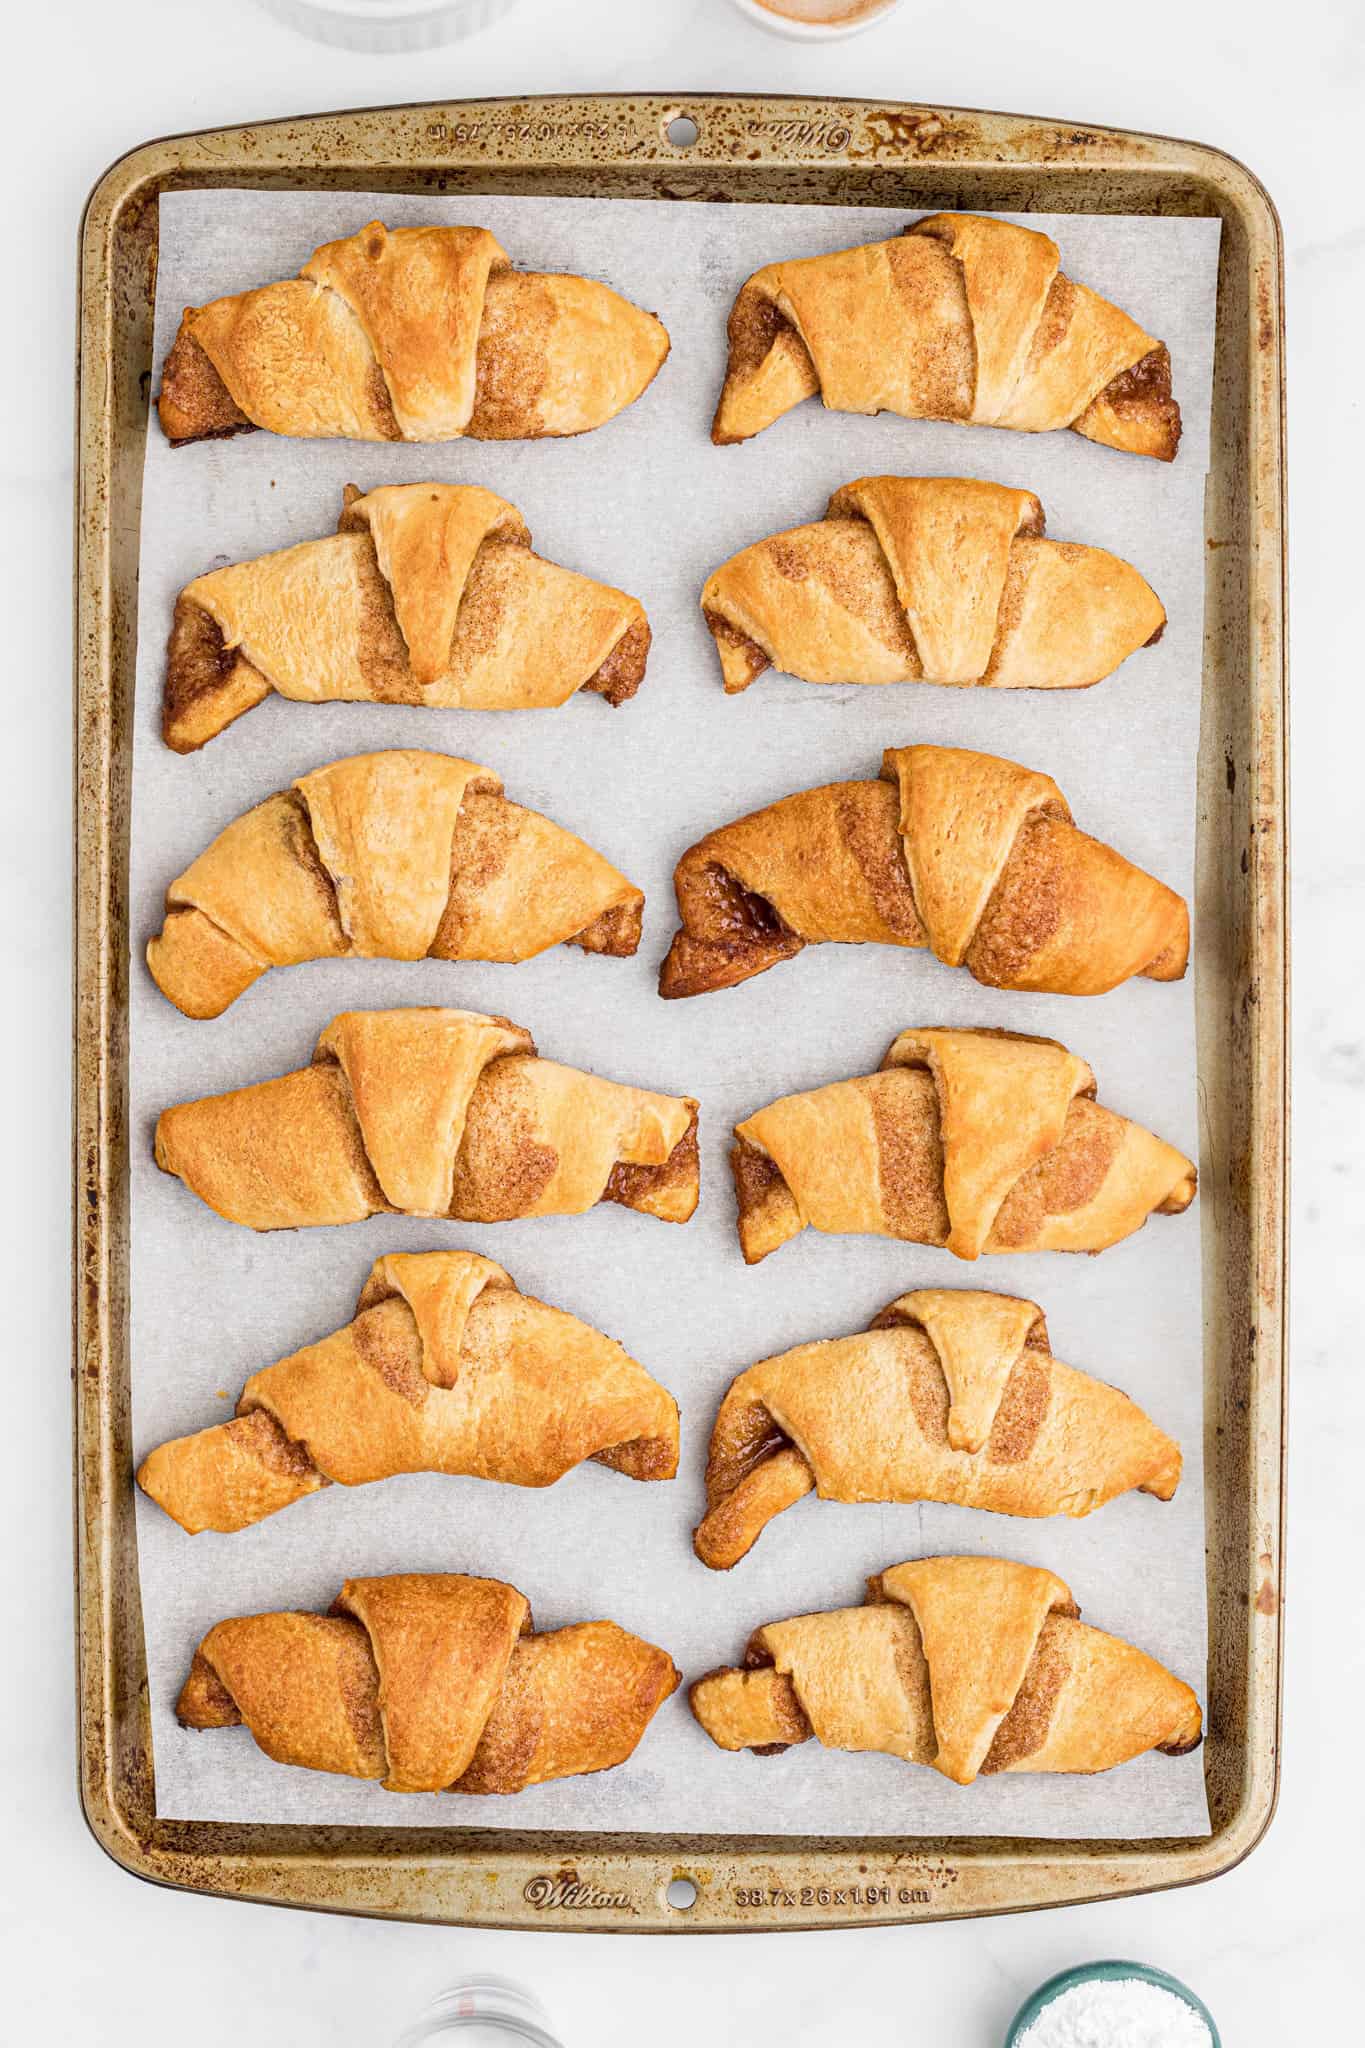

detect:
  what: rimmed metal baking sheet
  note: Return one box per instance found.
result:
[74,93,1286,1931]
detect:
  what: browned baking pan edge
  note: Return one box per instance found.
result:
[74,93,1287,1932]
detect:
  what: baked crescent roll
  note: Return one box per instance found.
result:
[660,742,1187,1000]
[177,1571,679,1795]
[732,1026,1195,1264]
[712,212,1180,459]
[164,482,650,752]
[154,1007,700,1232]
[148,749,644,1018]
[138,1250,679,1535]
[701,475,1164,696]
[690,1555,1202,1783]
[694,1287,1180,1569]
[158,221,669,447]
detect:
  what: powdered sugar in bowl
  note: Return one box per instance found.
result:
[1006,1962,1220,2048]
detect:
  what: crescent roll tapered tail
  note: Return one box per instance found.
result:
[148,750,645,1019]
[690,1556,1202,1783]
[701,476,1164,696]
[139,1251,679,1535]
[732,1027,1196,1265]
[694,1288,1181,1570]
[164,483,650,751]
[660,743,1188,1001]
[178,1572,679,1795]
[712,212,1180,459]
[158,221,669,447]
[154,1007,700,1232]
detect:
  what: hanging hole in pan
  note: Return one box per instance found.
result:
[666,1876,698,1910]
[665,113,700,149]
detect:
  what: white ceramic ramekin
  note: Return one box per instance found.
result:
[256,0,522,52]
[727,0,904,40]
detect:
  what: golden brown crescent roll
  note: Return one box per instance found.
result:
[701,476,1164,696]
[712,212,1179,459]
[148,750,644,1018]
[164,482,650,751]
[732,1026,1195,1264]
[138,1250,679,1535]
[695,1287,1181,1569]
[660,742,1187,1000]
[690,1555,1202,1783]
[154,1007,700,1232]
[177,1571,679,1795]
[158,221,669,447]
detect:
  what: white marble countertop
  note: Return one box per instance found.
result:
[4,0,1360,2039]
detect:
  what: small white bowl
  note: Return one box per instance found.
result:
[256,0,521,51]
[727,0,904,40]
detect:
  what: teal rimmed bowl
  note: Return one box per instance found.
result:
[1004,1961,1221,2048]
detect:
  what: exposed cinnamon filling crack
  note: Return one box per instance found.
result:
[158,329,256,445]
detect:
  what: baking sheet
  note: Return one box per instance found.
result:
[131,189,1220,1837]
